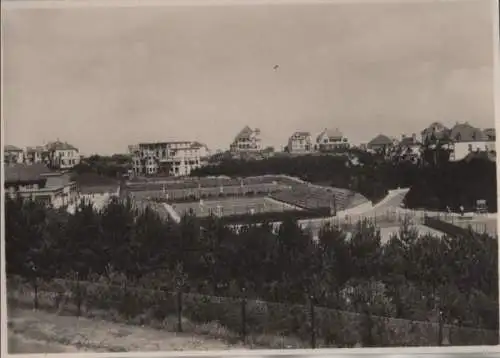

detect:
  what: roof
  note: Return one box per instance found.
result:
[317,128,343,142]
[421,122,449,135]
[234,126,254,140]
[399,137,421,146]
[4,145,23,152]
[450,122,487,142]
[4,163,53,183]
[291,131,311,138]
[483,128,496,138]
[46,140,78,151]
[368,134,393,146]
[26,146,47,153]
[190,141,207,149]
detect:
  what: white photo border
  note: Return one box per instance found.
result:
[1,0,499,357]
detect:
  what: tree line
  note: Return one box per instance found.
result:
[192,152,497,212]
[5,195,498,332]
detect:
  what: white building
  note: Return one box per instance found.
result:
[130,141,210,177]
[230,126,262,152]
[449,122,496,161]
[45,140,81,169]
[287,131,313,154]
[4,145,25,164]
[315,128,350,152]
[4,163,78,208]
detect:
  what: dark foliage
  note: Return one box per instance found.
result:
[5,196,498,333]
[191,152,497,212]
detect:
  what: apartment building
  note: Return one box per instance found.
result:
[230,126,262,152]
[287,131,313,154]
[315,128,350,152]
[130,141,210,177]
[4,145,25,164]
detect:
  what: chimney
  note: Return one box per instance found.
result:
[412,133,416,142]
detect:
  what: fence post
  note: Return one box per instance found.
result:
[310,295,316,349]
[33,277,39,311]
[438,310,444,346]
[241,288,247,343]
[177,290,183,332]
[76,276,82,317]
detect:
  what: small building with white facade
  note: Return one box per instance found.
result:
[315,128,350,152]
[287,131,313,154]
[45,140,81,169]
[4,145,25,165]
[4,163,78,208]
[230,126,262,153]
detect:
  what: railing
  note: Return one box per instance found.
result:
[7,276,498,348]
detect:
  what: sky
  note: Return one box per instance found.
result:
[1,0,497,156]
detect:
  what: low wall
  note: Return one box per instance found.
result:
[423,216,472,237]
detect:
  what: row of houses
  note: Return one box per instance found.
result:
[4,140,81,170]
[229,121,495,160]
[365,122,496,162]
[228,126,350,155]
[132,121,495,177]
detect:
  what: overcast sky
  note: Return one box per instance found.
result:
[2,0,496,155]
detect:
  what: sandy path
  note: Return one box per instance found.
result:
[8,308,240,353]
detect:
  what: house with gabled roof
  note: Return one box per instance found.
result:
[421,122,451,143]
[45,140,81,169]
[4,163,78,208]
[230,126,262,153]
[315,128,350,152]
[287,131,313,154]
[4,145,25,164]
[367,134,394,151]
[449,122,495,161]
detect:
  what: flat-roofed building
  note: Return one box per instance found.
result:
[130,141,210,177]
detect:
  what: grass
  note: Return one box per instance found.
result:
[8,306,241,353]
[8,277,498,350]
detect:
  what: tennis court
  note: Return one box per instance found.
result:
[170,196,300,217]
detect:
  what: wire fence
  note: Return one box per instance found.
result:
[7,276,498,348]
